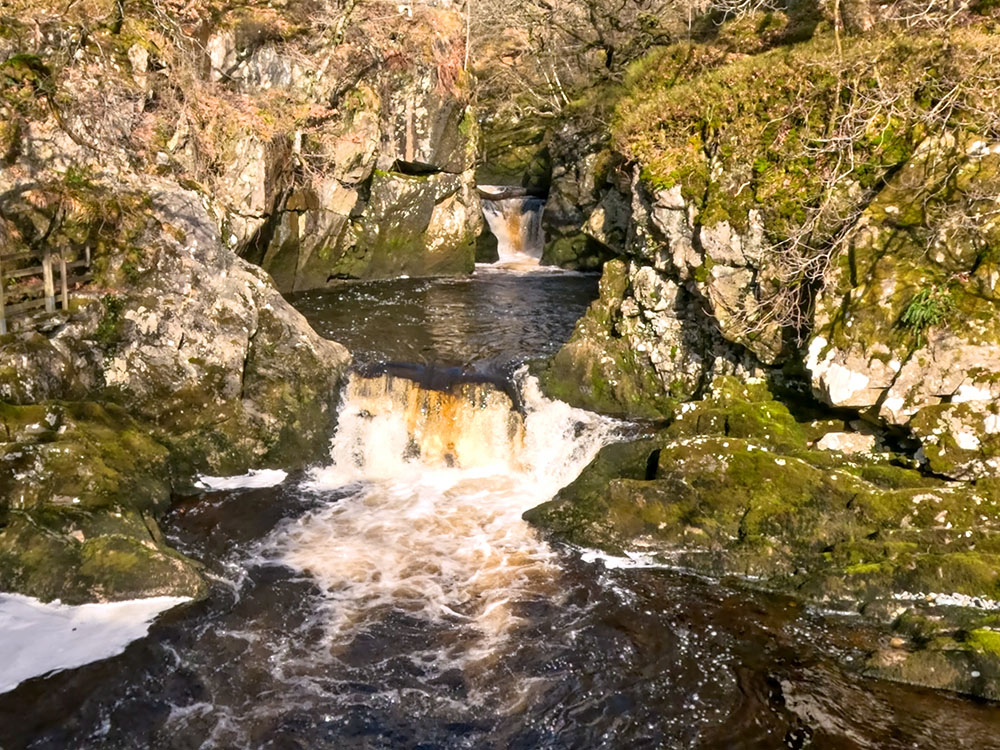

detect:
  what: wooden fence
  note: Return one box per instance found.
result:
[0,248,92,334]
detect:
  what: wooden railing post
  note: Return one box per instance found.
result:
[0,256,6,335]
[42,251,56,313]
[59,251,69,310]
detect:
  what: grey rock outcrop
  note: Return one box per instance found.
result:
[807,137,1000,479]
[196,23,482,290]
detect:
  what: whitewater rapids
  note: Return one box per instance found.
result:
[265,369,619,663]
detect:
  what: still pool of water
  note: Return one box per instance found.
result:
[3,271,1000,749]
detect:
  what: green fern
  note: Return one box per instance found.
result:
[901,287,953,347]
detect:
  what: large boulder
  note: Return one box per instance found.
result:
[0,402,205,605]
[541,256,755,419]
[0,181,350,477]
[0,178,350,603]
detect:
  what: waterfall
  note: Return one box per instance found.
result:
[479,187,546,268]
[265,368,619,658]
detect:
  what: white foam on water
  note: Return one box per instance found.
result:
[0,594,190,694]
[195,469,288,491]
[266,370,620,663]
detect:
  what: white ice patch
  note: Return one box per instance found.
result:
[579,549,666,570]
[953,384,993,403]
[891,591,1000,611]
[0,594,189,694]
[195,469,288,491]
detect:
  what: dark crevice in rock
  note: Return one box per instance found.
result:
[644,449,661,480]
[239,188,290,267]
[390,159,446,176]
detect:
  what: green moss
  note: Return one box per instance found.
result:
[539,260,678,418]
[0,398,208,603]
[528,370,1000,624]
[94,294,125,351]
[964,628,1000,656]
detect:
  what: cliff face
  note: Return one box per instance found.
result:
[0,1,428,602]
[199,8,482,289]
[543,23,1000,447]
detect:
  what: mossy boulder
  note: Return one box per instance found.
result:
[540,260,676,418]
[865,622,1000,701]
[0,402,204,604]
[540,260,752,418]
[665,376,808,452]
[347,170,478,279]
[908,402,1000,481]
[526,378,1000,699]
[0,183,351,480]
[531,431,1000,606]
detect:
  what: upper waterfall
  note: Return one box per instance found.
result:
[478,186,546,269]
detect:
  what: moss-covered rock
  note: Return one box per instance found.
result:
[540,260,676,418]
[540,259,754,418]
[808,137,1000,479]
[0,402,204,604]
[865,626,1000,701]
[346,170,477,279]
[0,180,350,602]
[527,377,1000,699]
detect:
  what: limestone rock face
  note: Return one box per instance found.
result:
[541,168,768,418]
[807,138,1000,478]
[0,179,350,603]
[541,259,755,418]
[541,125,623,270]
[0,181,350,477]
[348,170,478,279]
[641,182,781,365]
[814,431,876,455]
[198,22,482,291]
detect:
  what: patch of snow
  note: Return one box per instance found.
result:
[195,469,288,491]
[891,591,1000,611]
[953,384,993,403]
[0,594,189,694]
[578,549,665,570]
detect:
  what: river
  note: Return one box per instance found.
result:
[2,270,999,749]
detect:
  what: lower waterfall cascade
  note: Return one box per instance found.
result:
[266,370,620,658]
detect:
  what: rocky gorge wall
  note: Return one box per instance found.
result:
[528,9,1000,699]
[180,5,483,290]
